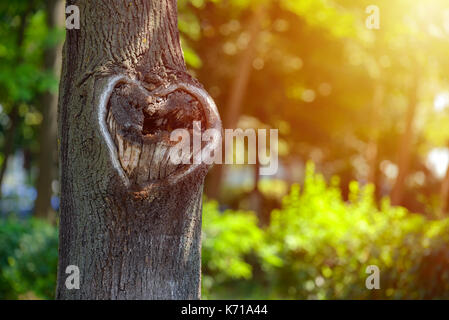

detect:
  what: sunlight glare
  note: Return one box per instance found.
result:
[434,92,449,112]
[426,148,449,179]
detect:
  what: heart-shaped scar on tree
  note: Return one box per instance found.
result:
[98,75,222,189]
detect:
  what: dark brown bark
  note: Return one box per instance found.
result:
[56,0,220,300]
[34,0,64,221]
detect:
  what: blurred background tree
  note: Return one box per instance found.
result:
[0,0,63,220]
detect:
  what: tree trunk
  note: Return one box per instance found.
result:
[56,0,221,300]
[439,144,449,216]
[223,7,263,130]
[34,0,64,221]
[366,83,383,198]
[391,70,419,206]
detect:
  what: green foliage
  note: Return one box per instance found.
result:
[201,200,265,298]
[0,218,58,300]
[280,0,355,37]
[0,7,61,104]
[0,1,64,164]
[201,162,449,299]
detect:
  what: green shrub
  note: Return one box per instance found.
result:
[201,162,449,299]
[264,162,449,299]
[0,218,58,299]
[201,200,266,299]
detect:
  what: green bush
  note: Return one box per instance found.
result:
[264,163,449,299]
[0,218,58,299]
[201,200,284,299]
[201,163,449,299]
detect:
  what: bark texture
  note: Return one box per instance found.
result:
[56,0,220,300]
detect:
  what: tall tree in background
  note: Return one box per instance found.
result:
[207,6,264,200]
[34,0,64,221]
[391,65,419,206]
[0,2,33,197]
[439,145,449,215]
[56,0,220,299]
[366,83,383,188]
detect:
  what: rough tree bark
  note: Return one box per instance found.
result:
[56,0,221,300]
